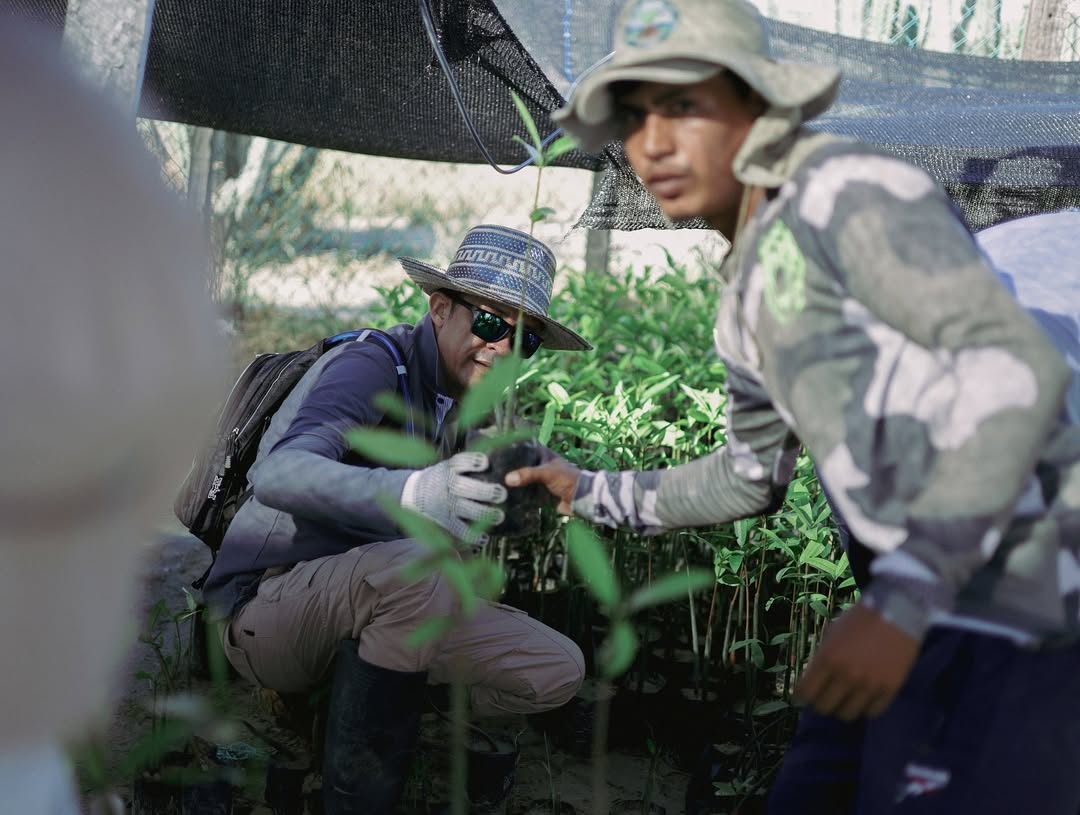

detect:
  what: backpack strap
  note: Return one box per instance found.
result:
[325,328,415,436]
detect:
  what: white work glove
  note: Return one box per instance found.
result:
[400,451,506,542]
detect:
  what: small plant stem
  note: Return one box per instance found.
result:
[449,676,469,815]
[723,586,738,667]
[497,536,508,574]
[752,550,765,683]
[147,640,175,696]
[502,165,544,431]
[742,563,751,659]
[642,736,660,813]
[682,538,700,660]
[785,594,797,697]
[796,573,809,684]
[590,678,613,815]
[704,578,719,664]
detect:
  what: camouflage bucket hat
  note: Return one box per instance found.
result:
[554,0,841,153]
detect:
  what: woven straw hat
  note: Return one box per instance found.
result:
[399,224,592,351]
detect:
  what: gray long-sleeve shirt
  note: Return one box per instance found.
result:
[571,135,1080,646]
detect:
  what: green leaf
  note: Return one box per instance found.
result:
[711,782,738,797]
[805,556,843,578]
[406,616,456,649]
[751,699,790,717]
[544,134,578,162]
[438,558,479,617]
[399,555,440,584]
[511,135,542,165]
[539,401,556,446]
[625,569,714,614]
[118,718,197,777]
[376,497,454,554]
[729,638,765,668]
[599,620,639,678]
[530,206,556,223]
[457,354,520,430]
[466,558,506,602]
[203,618,230,687]
[715,549,744,576]
[566,520,619,608]
[547,381,571,405]
[464,426,535,455]
[345,428,438,467]
[798,539,826,565]
[373,391,429,432]
[639,374,680,401]
[510,90,541,152]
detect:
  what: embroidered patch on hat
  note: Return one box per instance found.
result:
[624,0,679,48]
[759,221,807,324]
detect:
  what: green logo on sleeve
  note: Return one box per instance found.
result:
[759,221,807,324]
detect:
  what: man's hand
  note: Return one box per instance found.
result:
[401,451,506,542]
[795,602,920,721]
[505,456,581,514]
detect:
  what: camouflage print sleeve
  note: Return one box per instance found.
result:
[784,150,1072,640]
[570,366,800,532]
[652,366,800,525]
[570,468,667,534]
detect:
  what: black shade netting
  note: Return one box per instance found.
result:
[7,1,1080,231]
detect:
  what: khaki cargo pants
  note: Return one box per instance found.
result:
[221,538,584,716]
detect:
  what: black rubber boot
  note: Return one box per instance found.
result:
[321,640,427,815]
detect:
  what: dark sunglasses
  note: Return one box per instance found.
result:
[448,293,544,359]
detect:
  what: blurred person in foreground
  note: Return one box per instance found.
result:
[815,208,1080,813]
[0,25,221,813]
[509,0,1080,812]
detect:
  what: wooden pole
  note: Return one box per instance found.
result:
[61,0,156,119]
[584,169,612,275]
[1022,0,1068,60]
[187,127,216,215]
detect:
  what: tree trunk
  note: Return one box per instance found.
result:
[1022,0,1069,59]
[61,0,156,118]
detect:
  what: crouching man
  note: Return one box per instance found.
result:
[202,224,592,814]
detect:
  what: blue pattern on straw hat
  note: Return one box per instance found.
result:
[398,224,592,352]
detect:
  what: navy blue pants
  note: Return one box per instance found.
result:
[768,628,1080,814]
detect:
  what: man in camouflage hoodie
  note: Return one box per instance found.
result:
[509,0,1080,811]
